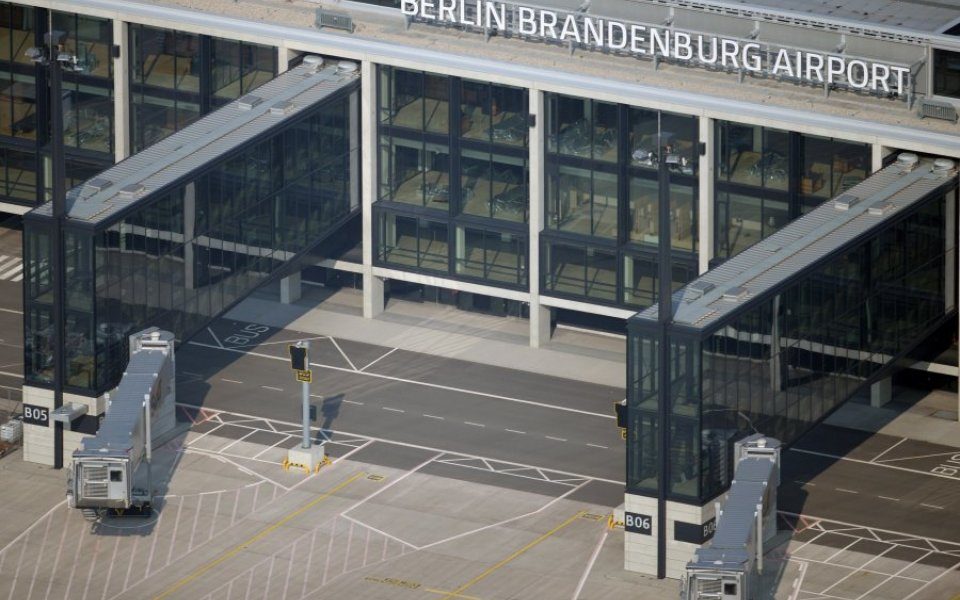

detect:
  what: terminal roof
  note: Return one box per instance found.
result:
[636,156,957,331]
[30,60,358,226]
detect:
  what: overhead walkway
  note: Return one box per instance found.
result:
[23,58,360,397]
[627,153,959,506]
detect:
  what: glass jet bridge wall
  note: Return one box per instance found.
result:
[24,73,359,396]
[627,159,958,505]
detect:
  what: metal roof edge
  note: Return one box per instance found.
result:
[46,0,960,157]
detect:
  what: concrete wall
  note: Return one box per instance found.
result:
[624,492,718,579]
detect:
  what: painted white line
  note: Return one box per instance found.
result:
[464,421,485,427]
[0,307,23,315]
[342,453,444,518]
[253,335,327,346]
[871,437,908,463]
[920,503,945,510]
[0,263,22,280]
[206,326,224,349]
[572,527,608,600]
[901,559,960,600]
[778,511,960,549]
[0,257,18,271]
[25,501,56,600]
[218,429,257,453]
[220,378,243,384]
[11,273,21,282]
[176,402,626,486]
[328,337,358,371]
[423,414,444,420]
[836,488,859,494]
[505,429,526,434]
[790,447,960,482]
[382,407,405,413]
[251,434,292,459]
[787,561,808,600]
[546,436,568,442]
[586,443,609,449]
[0,500,66,556]
[343,399,364,405]
[341,514,417,551]
[359,347,398,372]
[183,447,290,491]
[261,385,284,392]
[878,496,901,502]
[418,480,590,551]
[187,341,614,419]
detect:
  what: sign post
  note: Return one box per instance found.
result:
[284,341,327,474]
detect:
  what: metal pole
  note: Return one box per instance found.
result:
[656,121,673,580]
[301,340,310,449]
[49,16,66,471]
[144,391,152,507]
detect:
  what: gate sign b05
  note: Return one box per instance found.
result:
[625,512,652,535]
[23,404,49,427]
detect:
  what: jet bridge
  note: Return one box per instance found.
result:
[67,328,176,518]
[681,435,782,600]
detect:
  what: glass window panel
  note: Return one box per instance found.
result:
[424,73,449,134]
[661,112,698,177]
[628,107,658,170]
[762,129,790,191]
[489,83,527,147]
[460,79,489,142]
[552,95,589,158]
[934,49,960,99]
[593,101,618,163]
[628,176,658,247]
[544,241,586,297]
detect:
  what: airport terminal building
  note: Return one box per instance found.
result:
[6,0,960,580]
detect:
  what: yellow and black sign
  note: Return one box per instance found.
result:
[295,369,312,383]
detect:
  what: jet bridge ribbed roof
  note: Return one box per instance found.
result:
[635,156,957,331]
[31,59,358,226]
[78,349,167,454]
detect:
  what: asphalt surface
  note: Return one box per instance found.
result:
[177,318,627,485]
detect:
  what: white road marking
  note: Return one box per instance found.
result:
[382,407,404,413]
[505,429,526,434]
[220,378,243,384]
[572,527,609,600]
[586,443,609,449]
[878,496,901,502]
[464,421,485,427]
[920,503,945,510]
[176,402,626,486]
[545,436,568,442]
[836,488,859,494]
[261,385,283,392]
[206,326,224,349]
[870,437,908,463]
[359,347,398,372]
[790,447,960,482]
[0,307,23,315]
[328,337,358,371]
[423,414,444,420]
[343,399,364,405]
[0,263,22,280]
[187,340,615,419]
[787,562,808,600]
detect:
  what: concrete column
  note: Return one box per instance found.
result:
[277,45,292,74]
[280,271,302,304]
[21,385,54,465]
[360,60,384,318]
[113,20,130,162]
[870,377,892,408]
[698,116,714,274]
[528,87,550,347]
[871,143,891,173]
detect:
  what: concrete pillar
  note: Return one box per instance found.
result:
[113,20,130,162]
[277,45,292,74]
[360,60,384,318]
[698,116,714,274]
[870,377,892,408]
[280,271,302,304]
[528,87,550,347]
[871,143,891,173]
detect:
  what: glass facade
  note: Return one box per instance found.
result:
[375,66,529,289]
[129,24,277,152]
[715,121,869,259]
[24,82,359,395]
[628,179,957,504]
[0,3,113,207]
[543,93,698,309]
[934,49,960,99]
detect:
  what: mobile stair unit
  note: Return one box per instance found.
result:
[67,328,176,518]
[681,434,782,600]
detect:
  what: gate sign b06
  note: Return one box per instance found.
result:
[625,512,652,535]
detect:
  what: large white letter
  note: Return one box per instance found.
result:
[826,56,845,84]
[485,1,505,30]
[742,42,760,71]
[674,32,692,60]
[805,53,824,83]
[518,6,536,35]
[540,10,558,38]
[630,25,647,54]
[890,66,909,96]
[650,27,670,57]
[421,0,436,19]
[560,15,582,43]
[771,48,792,76]
[437,0,455,23]
[871,63,891,93]
[697,35,717,64]
[846,59,869,88]
[607,21,627,50]
[401,0,419,16]
[720,39,739,69]
[584,17,604,46]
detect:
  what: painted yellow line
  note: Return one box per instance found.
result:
[439,511,586,600]
[153,471,364,600]
[425,588,483,600]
